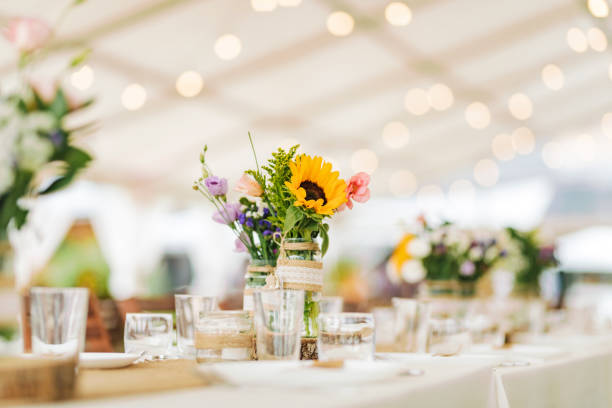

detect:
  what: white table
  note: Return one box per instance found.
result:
[26,334,612,408]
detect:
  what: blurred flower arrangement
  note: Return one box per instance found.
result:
[387,217,506,297]
[503,227,557,296]
[194,134,370,337]
[0,1,93,282]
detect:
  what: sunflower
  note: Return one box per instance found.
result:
[285,155,347,215]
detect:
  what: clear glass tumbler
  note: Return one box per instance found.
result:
[124,313,173,358]
[195,311,254,363]
[175,295,218,357]
[319,296,343,314]
[30,287,89,359]
[318,313,375,361]
[253,289,304,361]
[392,297,431,353]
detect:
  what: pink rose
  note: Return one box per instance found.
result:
[234,173,262,197]
[344,172,370,210]
[4,18,51,53]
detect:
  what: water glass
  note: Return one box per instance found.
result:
[318,313,375,361]
[30,287,89,359]
[427,299,471,355]
[319,296,343,314]
[124,313,173,358]
[253,289,304,360]
[372,307,395,351]
[392,298,430,353]
[195,311,254,363]
[175,295,218,357]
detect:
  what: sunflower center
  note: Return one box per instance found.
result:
[300,181,327,204]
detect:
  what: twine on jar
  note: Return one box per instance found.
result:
[274,239,323,292]
[194,332,254,350]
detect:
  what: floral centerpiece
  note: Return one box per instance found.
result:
[0,1,93,343]
[504,227,557,297]
[194,134,370,341]
[387,218,469,297]
[455,232,506,297]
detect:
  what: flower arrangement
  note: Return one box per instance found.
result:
[194,134,370,337]
[0,1,93,274]
[387,218,506,297]
[504,227,557,296]
[455,231,506,296]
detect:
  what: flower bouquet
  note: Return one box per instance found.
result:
[504,227,557,297]
[1,8,93,286]
[194,134,370,344]
[456,232,506,297]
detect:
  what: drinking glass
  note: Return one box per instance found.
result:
[427,299,471,355]
[319,296,343,314]
[195,310,254,363]
[318,313,375,361]
[175,295,218,357]
[124,313,173,358]
[253,289,304,360]
[30,287,89,359]
[372,307,395,351]
[392,298,430,353]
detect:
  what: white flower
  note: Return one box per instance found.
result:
[407,237,430,258]
[469,246,484,261]
[16,131,53,171]
[0,161,14,195]
[22,111,56,133]
[485,246,499,263]
[386,262,401,284]
[401,259,426,283]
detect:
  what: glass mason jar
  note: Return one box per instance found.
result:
[243,259,275,311]
[420,279,457,299]
[457,280,477,298]
[283,238,321,338]
[195,310,255,363]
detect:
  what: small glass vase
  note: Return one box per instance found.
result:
[420,279,457,299]
[282,238,322,339]
[243,259,275,311]
[457,280,477,298]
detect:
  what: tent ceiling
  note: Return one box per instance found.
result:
[1,0,611,201]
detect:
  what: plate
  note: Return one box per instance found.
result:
[198,360,406,387]
[79,352,140,369]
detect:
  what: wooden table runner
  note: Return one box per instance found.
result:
[75,359,210,400]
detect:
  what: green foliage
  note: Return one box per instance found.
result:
[506,227,557,294]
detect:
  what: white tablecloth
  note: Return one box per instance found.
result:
[25,334,612,408]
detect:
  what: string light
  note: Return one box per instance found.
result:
[427,83,454,111]
[491,133,515,161]
[588,0,609,17]
[382,121,410,149]
[389,170,417,196]
[541,142,563,169]
[473,159,499,187]
[121,83,146,111]
[587,27,607,52]
[351,149,378,174]
[385,2,412,26]
[214,34,242,60]
[508,93,533,120]
[541,64,564,90]
[511,127,535,155]
[327,11,354,37]
[567,28,588,53]
[70,65,94,91]
[176,70,203,97]
[404,88,430,115]
[465,102,490,129]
